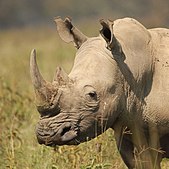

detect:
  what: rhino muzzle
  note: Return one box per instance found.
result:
[36,119,78,146]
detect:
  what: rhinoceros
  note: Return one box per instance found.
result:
[30,17,169,169]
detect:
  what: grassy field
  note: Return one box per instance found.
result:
[0,26,169,169]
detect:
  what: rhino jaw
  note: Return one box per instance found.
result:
[36,121,78,146]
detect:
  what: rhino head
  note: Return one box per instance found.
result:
[30,17,125,146]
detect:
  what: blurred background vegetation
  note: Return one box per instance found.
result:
[0,0,169,29]
[0,0,169,169]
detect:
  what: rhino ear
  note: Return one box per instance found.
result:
[100,19,122,53]
[54,17,88,49]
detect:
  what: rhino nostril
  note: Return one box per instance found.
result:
[61,126,71,136]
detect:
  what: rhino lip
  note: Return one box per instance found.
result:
[36,122,78,146]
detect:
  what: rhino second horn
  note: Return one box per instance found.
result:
[30,49,46,89]
[53,66,70,85]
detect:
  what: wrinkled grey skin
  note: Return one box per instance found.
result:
[30,17,169,169]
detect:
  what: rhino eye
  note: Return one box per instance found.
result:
[83,85,98,102]
[89,91,96,98]
[87,91,97,100]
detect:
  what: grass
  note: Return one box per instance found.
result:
[0,26,169,169]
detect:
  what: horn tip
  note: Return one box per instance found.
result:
[30,49,37,63]
[31,49,36,56]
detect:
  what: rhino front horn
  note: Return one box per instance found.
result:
[30,49,61,116]
[30,49,46,89]
[30,49,47,106]
[30,49,54,113]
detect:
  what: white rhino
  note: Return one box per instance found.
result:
[30,17,169,169]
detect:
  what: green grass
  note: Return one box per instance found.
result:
[0,27,169,169]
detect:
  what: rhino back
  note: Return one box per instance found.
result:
[143,28,169,128]
[149,28,169,92]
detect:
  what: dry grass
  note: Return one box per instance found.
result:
[0,27,169,169]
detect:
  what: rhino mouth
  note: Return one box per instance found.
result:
[36,119,79,146]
